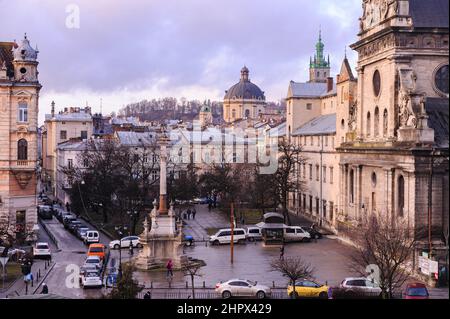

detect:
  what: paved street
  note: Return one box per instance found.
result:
[6,203,446,299]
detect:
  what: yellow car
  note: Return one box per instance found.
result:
[287,280,330,299]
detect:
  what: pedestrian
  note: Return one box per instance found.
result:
[192,208,196,220]
[183,211,187,220]
[166,259,173,277]
[143,291,152,299]
[186,209,191,220]
[279,244,285,260]
[208,202,212,212]
[129,240,134,255]
[41,283,49,294]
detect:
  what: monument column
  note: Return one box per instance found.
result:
[158,133,169,214]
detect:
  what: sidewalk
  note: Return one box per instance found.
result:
[181,205,229,240]
[0,259,55,298]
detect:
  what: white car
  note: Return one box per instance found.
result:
[33,242,51,259]
[84,230,100,244]
[340,277,382,296]
[283,226,311,242]
[83,255,103,269]
[209,228,246,245]
[246,227,262,241]
[109,236,143,249]
[81,270,103,288]
[215,279,271,299]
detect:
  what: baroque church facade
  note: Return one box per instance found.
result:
[286,0,448,263]
[0,35,41,241]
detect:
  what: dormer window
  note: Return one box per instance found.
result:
[18,102,28,122]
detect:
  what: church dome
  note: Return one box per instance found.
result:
[224,67,265,101]
[13,34,38,62]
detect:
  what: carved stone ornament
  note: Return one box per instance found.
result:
[397,68,421,128]
[13,171,33,189]
[361,0,397,31]
[348,100,358,131]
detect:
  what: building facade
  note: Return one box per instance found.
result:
[42,104,93,195]
[0,35,41,241]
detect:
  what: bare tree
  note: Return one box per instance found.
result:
[181,259,203,299]
[271,139,307,225]
[349,212,419,299]
[270,256,315,299]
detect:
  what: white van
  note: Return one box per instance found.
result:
[246,227,262,241]
[283,226,311,242]
[209,228,246,245]
[84,230,100,244]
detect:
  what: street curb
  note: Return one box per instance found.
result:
[39,220,59,250]
[32,262,56,295]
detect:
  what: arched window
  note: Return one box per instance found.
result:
[18,102,28,122]
[231,109,236,119]
[244,109,250,118]
[398,175,405,217]
[349,169,354,203]
[383,109,388,137]
[18,139,28,160]
[366,112,371,137]
[374,107,380,137]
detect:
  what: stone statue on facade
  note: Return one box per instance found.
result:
[348,100,358,131]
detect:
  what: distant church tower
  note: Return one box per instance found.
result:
[199,101,212,127]
[309,30,331,83]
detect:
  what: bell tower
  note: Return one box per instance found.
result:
[309,29,331,83]
[13,34,39,83]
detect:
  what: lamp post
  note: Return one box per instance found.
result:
[114,225,127,280]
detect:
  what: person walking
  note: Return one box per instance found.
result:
[166,259,173,278]
[186,209,191,220]
[41,283,49,294]
[192,208,196,220]
[129,239,134,255]
[279,244,285,260]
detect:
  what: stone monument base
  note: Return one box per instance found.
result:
[398,126,434,143]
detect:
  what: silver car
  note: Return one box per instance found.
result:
[215,279,271,299]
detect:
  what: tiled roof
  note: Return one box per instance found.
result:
[116,131,157,146]
[409,0,449,28]
[288,81,331,98]
[57,139,87,151]
[292,113,336,136]
[45,112,92,122]
[425,97,449,148]
[268,121,286,137]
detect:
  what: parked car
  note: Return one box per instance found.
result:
[306,224,323,239]
[340,277,382,297]
[287,280,330,299]
[56,211,71,223]
[283,226,311,242]
[87,243,106,261]
[246,227,262,241]
[79,264,101,280]
[84,230,100,244]
[404,283,429,299]
[109,236,143,249]
[209,228,247,245]
[215,279,271,299]
[37,205,53,220]
[80,270,103,288]
[193,197,209,204]
[83,255,103,269]
[63,215,77,229]
[75,227,90,240]
[67,220,84,233]
[33,242,51,260]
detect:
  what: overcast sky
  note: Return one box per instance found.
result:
[0,0,361,123]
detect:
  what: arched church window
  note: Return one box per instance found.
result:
[435,64,449,95]
[366,112,371,137]
[398,175,405,217]
[373,70,381,97]
[18,102,28,122]
[374,107,380,137]
[18,139,28,160]
[383,109,388,137]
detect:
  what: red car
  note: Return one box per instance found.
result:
[404,283,429,299]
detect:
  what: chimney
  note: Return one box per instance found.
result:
[51,101,55,117]
[327,77,334,92]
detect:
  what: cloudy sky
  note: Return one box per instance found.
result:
[0,0,362,123]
